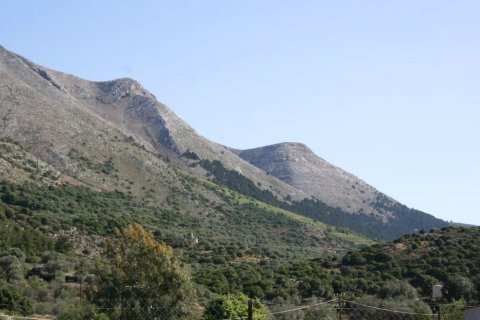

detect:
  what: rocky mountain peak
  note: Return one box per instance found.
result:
[238,142,395,219]
[96,78,152,100]
[255,142,315,163]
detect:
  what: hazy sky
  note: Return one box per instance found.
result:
[1,1,479,225]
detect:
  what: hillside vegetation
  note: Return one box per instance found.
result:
[1,176,477,318]
[340,226,480,303]
[1,167,476,318]
[0,140,372,317]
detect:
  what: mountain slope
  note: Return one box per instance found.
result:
[235,143,390,219]
[0,44,307,203]
[197,226,480,306]
[339,226,480,303]
[235,143,447,234]
[0,45,447,240]
[0,138,372,261]
[0,44,370,256]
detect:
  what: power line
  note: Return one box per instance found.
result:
[340,299,436,316]
[269,299,337,315]
[221,316,247,320]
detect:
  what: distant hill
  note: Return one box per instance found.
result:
[449,221,477,228]
[235,143,447,239]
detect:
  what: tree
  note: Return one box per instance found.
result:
[0,254,24,281]
[444,274,477,302]
[377,280,418,300]
[353,295,432,320]
[92,224,198,320]
[202,293,269,320]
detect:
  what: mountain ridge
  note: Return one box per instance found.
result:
[1,45,309,202]
[0,44,448,239]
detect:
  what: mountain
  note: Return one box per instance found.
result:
[235,143,448,238]
[0,44,369,257]
[0,44,306,202]
[0,44,447,241]
[235,142,390,219]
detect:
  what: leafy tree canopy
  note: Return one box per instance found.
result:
[93,224,198,320]
[203,293,269,320]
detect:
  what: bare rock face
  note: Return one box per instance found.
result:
[236,143,396,220]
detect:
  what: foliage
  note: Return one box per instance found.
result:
[92,224,198,320]
[439,299,466,320]
[57,300,109,320]
[182,150,200,160]
[0,178,477,318]
[0,287,33,315]
[0,252,24,281]
[0,180,136,236]
[339,227,480,304]
[195,226,480,307]
[0,222,55,261]
[352,295,432,320]
[195,259,335,301]
[377,281,418,300]
[443,274,477,302]
[200,159,281,206]
[68,149,116,175]
[202,293,269,320]
[0,178,364,315]
[290,198,447,240]
[0,179,362,263]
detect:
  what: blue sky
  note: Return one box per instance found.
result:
[1,1,479,225]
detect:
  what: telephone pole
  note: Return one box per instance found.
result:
[248,298,253,320]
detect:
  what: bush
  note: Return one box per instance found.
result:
[0,287,34,315]
[57,300,109,320]
[0,255,24,281]
[203,293,269,320]
[377,281,418,300]
[55,236,73,253]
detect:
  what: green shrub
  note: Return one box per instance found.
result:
[57,300,109,320]
[203,293,269,320]
[0,287,34,315]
